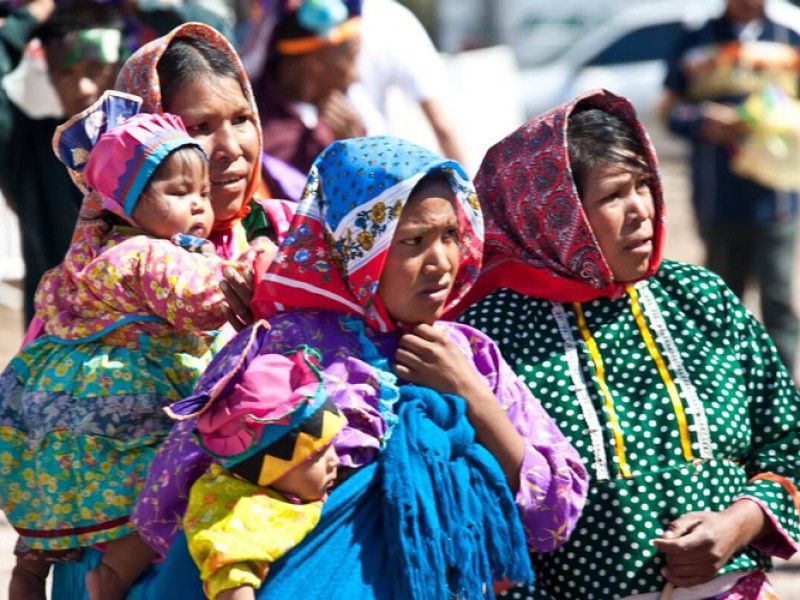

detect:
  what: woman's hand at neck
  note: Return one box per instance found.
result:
[393,323,525,492]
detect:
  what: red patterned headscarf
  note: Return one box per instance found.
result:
[460,89,665,308]
[252,136,484,333]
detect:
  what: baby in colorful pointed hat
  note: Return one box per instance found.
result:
[169,345,347,600]
[3,90,281,600]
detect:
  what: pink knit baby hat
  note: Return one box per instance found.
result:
[53,90,205,219]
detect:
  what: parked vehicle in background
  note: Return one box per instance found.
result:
[517,0,800,126]
[436,0,680,61]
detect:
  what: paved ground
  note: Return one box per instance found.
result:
[0,148,798,597]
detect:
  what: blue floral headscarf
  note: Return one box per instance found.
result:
[252,136,484,332]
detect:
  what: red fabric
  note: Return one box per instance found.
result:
[455,89,665,312]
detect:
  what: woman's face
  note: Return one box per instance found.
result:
[378,178,461,325]
[164,74,259,223]
[580,160,655,282]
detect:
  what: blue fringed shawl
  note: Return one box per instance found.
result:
[383,384,533,599]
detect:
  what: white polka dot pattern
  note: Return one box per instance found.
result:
[459,261,800,599]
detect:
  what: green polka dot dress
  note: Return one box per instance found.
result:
[460,260,800,599]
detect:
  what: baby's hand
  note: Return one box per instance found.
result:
[217,586,256,600]
[244,236,278,266]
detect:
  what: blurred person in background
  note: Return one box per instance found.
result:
[356,0,464,164]
[660,0,800,374]
[0,0,119,327]
[247,0,366,201]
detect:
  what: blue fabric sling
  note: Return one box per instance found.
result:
[52,387,533,599]
[52,463,388,600]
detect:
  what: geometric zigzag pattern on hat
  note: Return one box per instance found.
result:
[229,396,346,487]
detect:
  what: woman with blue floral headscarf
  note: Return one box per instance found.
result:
[96,136,589,598]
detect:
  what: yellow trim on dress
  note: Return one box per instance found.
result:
[627,285,694,462]
[573,302,632,479]
[572,288,698,478]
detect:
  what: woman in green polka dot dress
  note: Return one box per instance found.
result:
[456,89,800,599]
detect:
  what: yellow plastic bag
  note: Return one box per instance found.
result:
[731,85,800,191]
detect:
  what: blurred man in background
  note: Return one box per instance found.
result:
[0,0,121,326]
[661,0,800,373]
[357,0,464,163]
[249,0,367,200]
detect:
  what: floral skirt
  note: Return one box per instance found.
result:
[0,332,223,551]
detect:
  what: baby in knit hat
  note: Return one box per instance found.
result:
[169,344,346,600]
[1,90,274,600]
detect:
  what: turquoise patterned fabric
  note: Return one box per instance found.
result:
[0,331,226,550]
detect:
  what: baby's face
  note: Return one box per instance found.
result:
[132,149,214,240]
[271,444,339,503]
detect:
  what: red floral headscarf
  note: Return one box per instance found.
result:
[460,89,665,309]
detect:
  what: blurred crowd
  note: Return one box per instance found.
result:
[0,0,463,326]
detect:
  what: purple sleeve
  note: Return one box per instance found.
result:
[131,419,212,556]
[446,323,589,552]
[321,356,386,470]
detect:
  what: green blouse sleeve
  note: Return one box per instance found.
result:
[241,200,278,243]
[733,293,800,558]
